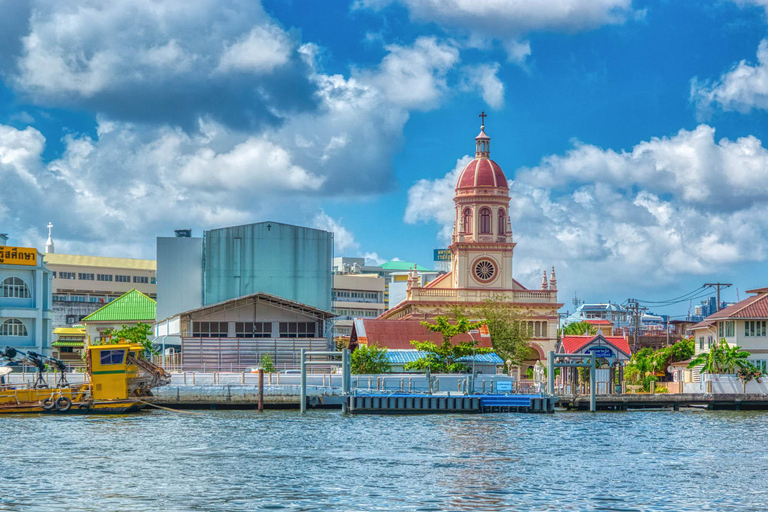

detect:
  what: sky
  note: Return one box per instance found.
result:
[1,0,768,317]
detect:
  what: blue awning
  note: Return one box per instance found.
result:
[385,349,503,365]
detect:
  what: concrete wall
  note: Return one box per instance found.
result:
[156,236,204,321]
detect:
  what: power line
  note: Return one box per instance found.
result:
[633,285,712,305]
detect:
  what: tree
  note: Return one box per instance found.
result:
[100,323,155,354]
[472,297,531,366]
[624,338,695,392]
[561,321,597,336]
[404,316,492,373]
[688,339,751,374]
[737,363,762,393]
[260,353,276,373]
[351,344,391,374]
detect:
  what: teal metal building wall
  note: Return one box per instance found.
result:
[203,222,333,312]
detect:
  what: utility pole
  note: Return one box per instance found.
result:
[627,299,640,352]
[704,283,732,312]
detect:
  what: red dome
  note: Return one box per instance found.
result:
[456,158,508,190]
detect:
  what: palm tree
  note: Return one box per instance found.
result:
[687,339,751,374]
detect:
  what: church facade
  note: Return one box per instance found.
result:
[378,117,562,359]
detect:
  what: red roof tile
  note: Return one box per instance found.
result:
[585,319,613,325]
[707,293,768,320]
[351,319,493,350]
[456,158,508,190]
[561,335,631,356]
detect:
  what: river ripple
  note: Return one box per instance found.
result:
[1,409,767,511]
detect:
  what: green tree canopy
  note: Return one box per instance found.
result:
[561,321,598,336]
[260,353,276,373]
[351,344,392,374]
[404,315,491,373]
[99,322,155,354]
[472,296,531,366]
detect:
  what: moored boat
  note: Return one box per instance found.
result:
[0,343,171,414]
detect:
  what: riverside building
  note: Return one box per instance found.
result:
[0,234,54,354]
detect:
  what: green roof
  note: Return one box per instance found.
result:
[52,341,85,347]
[82,289,156,322]
[379,261,433,272]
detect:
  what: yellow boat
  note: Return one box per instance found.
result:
[0,343,171,414]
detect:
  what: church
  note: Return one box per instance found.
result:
[372,115,563,359]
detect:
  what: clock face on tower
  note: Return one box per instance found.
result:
[474,258,496,283]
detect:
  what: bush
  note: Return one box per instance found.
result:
[260,353,275,373]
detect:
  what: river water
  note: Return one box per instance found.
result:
[1,409,767,511]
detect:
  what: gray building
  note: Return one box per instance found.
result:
[155,222,334,357]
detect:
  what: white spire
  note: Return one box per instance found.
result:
[45,222,54,254]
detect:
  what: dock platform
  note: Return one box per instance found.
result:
[348,393,556,414]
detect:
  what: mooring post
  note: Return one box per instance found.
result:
[342,348,350,414]
[589,354,596,413]
[258,368,264,411]
[547,351,555,396]
[300,349,307,414]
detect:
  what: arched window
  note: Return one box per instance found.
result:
[1,277,31,299]
[0,319,27,337]
[462,208,472,234]
[498,209,506,235]
[479,207,491,234]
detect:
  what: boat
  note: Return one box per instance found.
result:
[0,342,171,414]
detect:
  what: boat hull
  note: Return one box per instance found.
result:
[0,399,149,414]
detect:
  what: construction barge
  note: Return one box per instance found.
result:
[0,343,170,414]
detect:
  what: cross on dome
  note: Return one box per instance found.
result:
[475,111,490,158]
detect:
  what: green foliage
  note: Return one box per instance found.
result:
[351,344,392,374]
[625,338,694,391]
[687,339,751,374]
[99,322,155,355]
[561,321,598,336]
[260,353,276,373]
[472,296,531,366]
[737,363,762,392]
[404,315,491,373]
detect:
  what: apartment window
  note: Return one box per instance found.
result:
[97,274,113,282]
[707,336,713,348]
[279,322,317,338]
[133,276,149,284]
[725,321,735,337]
[52,271,57,278]
[0,319,27,337]
[78,273,95,281]
[115,275,131,283]
[699,337,704,350]
[745,320,767,337]
[59,272,76,280]
[151,277,156,284]
[235,322,272,338]
[53,294,67,302]
[192,321,228,338]
[71,295,86,302]
[1,277,31,299]
[89,296,103,303]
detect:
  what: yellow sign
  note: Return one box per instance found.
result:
[0,246,38,266]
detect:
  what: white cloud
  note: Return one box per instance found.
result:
[6,0,317,127]
[218,24,293,73]
[404,125,768,294]
[731,0,768,15]
[692,39,768,116]
[459,63,505,109]
[355,37,459,110]
[356,0,635,62]
[312,210,360,253]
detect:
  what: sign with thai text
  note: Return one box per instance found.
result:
[433,249,451,262]
[586,347,614,358]
[0,246,37,266]
[496,381,513,392]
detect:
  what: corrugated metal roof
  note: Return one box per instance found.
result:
[82,289,156,322]
[44,253,156,270]
[385,349,504,365]
[53,327,86,335]
[52,341,84,347]
[379,261,434,272]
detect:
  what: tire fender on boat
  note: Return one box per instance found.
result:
[77,403,91,414]
[42,397,56,411]
[56,396,72,412]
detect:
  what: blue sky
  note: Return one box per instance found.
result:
[1,0,768,317]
